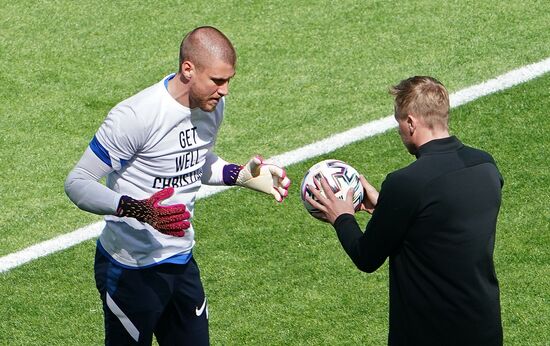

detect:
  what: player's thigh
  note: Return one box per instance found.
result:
[95,249,171,345]
[155,258,209,346]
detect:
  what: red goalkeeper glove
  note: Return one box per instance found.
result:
[116,187,190,237]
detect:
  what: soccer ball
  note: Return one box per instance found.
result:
[300,159,364,218]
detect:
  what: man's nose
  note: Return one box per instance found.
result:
[218,82,229,96]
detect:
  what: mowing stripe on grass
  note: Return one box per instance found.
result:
[1,57,549,273]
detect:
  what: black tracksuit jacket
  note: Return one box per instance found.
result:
[334,136,503,345]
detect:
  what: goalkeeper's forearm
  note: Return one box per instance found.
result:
[200,151,244,186]
[64,147,121,215]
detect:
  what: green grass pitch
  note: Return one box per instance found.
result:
[1,1,549,344]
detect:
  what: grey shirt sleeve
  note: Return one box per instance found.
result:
[200,149,229,186]
[64,147,122,215]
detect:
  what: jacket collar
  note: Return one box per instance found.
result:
[416,136,463,158]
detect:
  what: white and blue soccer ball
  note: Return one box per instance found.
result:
[300,159,364,218]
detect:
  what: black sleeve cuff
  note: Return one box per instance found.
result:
[333,213,356,231]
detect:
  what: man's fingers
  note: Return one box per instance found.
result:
[307,183,325,201]
[156,210,191,225]
[265,164,285,179]
[263,163,290,202]
[273,168,291,190]
[247,156,263,176]
[157,213,184,224]
[358,174,379,209]
[271,189,283,203]
[317,176,337,200]
[159,222,188,237]
[150,187,188,215]
[274,169,290,203]
[280,175,291,189]
[346,187,354,201]
[305,194,327,213]
[310,211,329,223]
[359,175,375,191]
[156,203,187,216]
[150,187,175,204]
[158,219,191,233]
[276,186,289,198]
[305,185,327,208]
[265,164,291,188]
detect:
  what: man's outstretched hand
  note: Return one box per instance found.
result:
[116,187,190,237]
[235,156,291,202]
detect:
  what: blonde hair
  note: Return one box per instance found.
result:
[390,76,449,130]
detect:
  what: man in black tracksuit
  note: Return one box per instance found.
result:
[307,76,503,345]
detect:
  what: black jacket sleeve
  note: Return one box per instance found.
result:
[333,171,419,273]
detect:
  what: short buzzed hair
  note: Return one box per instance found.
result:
[179,26,237,71]
[390,76,450,130]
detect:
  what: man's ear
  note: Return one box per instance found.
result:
[181,61,194,80]
[406,114,416,135]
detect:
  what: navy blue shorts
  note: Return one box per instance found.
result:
[94,247,209,345]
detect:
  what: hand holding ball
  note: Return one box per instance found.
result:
[300,159,364,220]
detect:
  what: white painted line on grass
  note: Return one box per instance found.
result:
[450,57,550,108]
[0,222,104,272]
[1,57,549,273]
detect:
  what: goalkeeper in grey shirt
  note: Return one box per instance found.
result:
[65,26,290,345]
[307,76,503,345]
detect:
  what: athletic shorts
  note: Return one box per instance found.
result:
[94,247,209,345]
